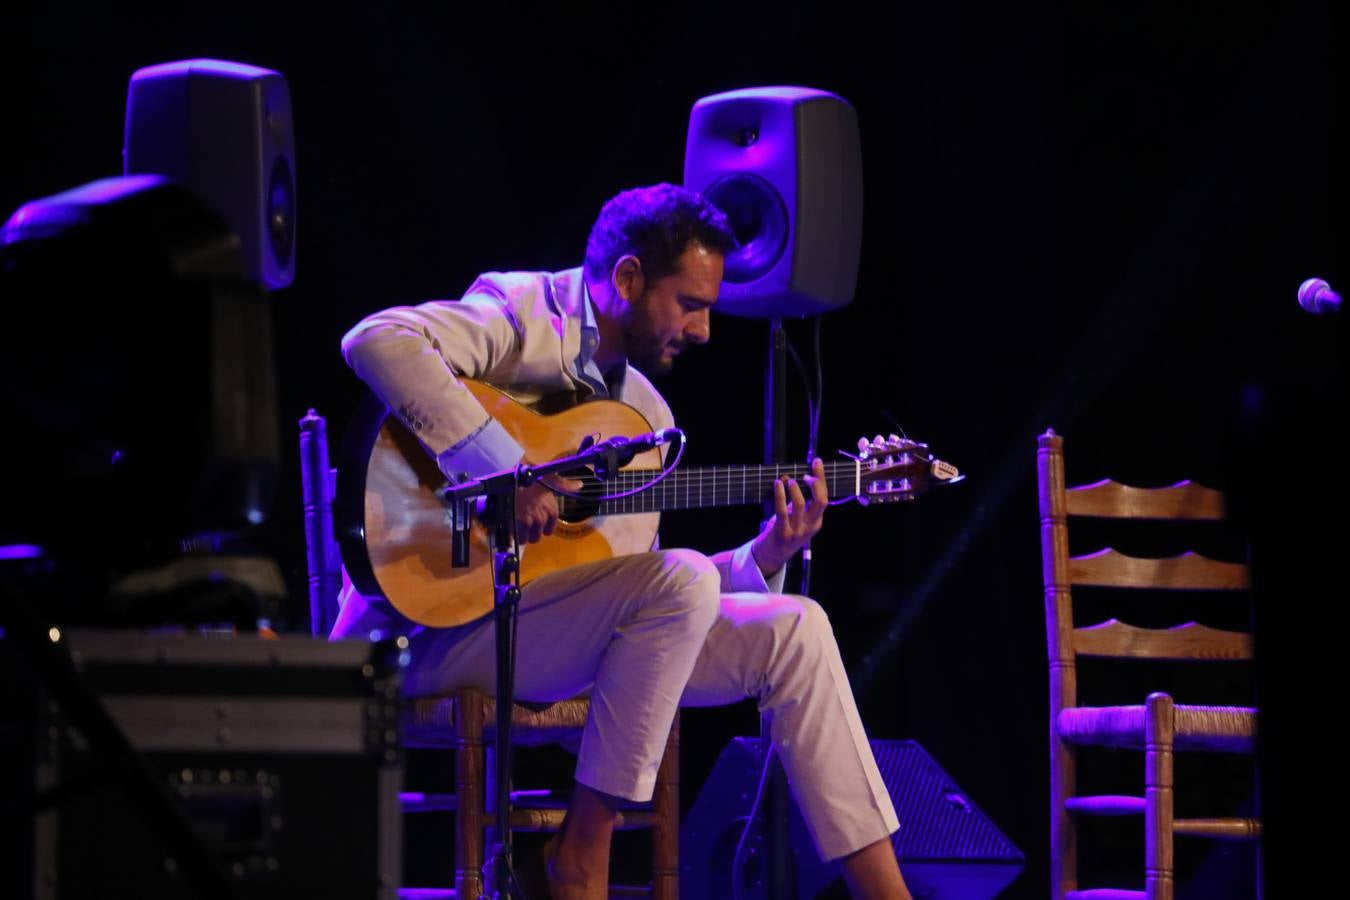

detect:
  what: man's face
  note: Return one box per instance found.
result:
[621,243,722,375]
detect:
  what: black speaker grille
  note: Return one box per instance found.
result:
[875,741,1023,863]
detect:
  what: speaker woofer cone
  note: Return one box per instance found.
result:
[705,174,788,284]
[268,156,295,267]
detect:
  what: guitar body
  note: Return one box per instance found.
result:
[336,380,662,627]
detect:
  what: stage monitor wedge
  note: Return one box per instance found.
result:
[681,737,1024,899]
[684,86,863,319]
[124,58,296,291]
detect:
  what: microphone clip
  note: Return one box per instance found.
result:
[577,434,635,481]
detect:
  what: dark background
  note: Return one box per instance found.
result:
[5,2,1345,897]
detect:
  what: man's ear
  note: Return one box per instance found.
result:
[612,255,645,303]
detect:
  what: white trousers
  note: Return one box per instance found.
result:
[404,549,900,861]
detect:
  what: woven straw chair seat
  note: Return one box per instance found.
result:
[407,693,591,747]
[1058,702,1256,753]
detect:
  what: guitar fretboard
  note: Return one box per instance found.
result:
[557,461,859,517]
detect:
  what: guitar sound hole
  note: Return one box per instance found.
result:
[557,468,603,524]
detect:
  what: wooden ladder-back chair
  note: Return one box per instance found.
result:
[1037,429,1259,900]
[301,409,680,899]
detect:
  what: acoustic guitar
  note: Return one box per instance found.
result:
[336,379,960,627]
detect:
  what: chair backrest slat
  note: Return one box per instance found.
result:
[1068,549,1250,591]
[1073,619,1255,661]
[1038,430,1253,668]
[1065,478,1227,520]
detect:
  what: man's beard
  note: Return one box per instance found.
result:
[621,298,676,375]
[630,340,675,375]
[629,342,675,375]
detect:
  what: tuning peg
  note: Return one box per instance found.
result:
[857,436,871,459]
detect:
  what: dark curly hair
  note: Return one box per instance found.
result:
[584,184,737,285]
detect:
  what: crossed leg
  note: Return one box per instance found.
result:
[405,553,909,898]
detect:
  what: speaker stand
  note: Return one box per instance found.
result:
[760,317,796,898]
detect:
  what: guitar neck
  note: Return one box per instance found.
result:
[558,460,859,517]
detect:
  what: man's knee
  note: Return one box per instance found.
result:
[758,594,838,664]
[722,594,840,700]
[782,595,835,646]
[804,593,838,630]
[655,548,721,623]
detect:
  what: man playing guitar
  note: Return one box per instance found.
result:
[332,184,911,899]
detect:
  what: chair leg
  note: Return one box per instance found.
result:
[1254,768,1264,900]
[1050,654,1078,900]
[1050,732,1077,900]
[1145,693,1175,900]
[651,713,680,900]
[455,687,486,899]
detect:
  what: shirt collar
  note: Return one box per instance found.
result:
[579,279,627,399]
[580,279,600,367]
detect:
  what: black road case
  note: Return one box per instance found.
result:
[25,629,404,900]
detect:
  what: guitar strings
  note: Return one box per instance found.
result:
[558,462,855,497]
[554,457,923,511]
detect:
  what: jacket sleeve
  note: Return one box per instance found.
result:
[341,285,526,479]
[709,539,788,594]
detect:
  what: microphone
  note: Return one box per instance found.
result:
[610,427,682,453]
[581,428,683,478]
[1298,277,1341,315]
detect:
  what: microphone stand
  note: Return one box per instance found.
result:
[441,438,654,900]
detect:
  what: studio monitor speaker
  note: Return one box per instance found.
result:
[124,58,296,290]
[684,86,862,319]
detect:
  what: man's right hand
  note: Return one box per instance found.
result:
[515,468,582,543]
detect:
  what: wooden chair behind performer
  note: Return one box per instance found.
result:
[1037,429,1260,900]
[301,408,680,899]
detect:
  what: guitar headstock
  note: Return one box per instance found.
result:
[853,434,964,504]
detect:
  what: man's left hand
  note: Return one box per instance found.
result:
[751,457,828,578]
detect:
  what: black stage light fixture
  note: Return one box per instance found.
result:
[1,175,282,625]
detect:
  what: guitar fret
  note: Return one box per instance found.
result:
[585,460,864,517]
